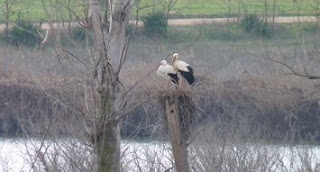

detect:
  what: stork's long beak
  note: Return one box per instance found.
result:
[171,56,176,64]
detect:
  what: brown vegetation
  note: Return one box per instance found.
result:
[1,69,319,142]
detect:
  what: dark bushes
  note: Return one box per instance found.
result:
[7,20,43,47]
[241,14,273,38]
[143,13,168,37]
[72,27,87,42]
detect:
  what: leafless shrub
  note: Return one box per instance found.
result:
[188,118,320,172]
[121,141,173,172]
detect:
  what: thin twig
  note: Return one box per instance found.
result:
[28,116,53,172]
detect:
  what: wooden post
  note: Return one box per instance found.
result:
[164,94,191,172]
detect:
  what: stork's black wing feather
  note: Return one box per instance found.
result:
[168,73,179,85]
[187,66,194,74]
[179,70,195,85]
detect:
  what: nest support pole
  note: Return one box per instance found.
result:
[163,92,193,172]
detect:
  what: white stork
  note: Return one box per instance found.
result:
[172,53,195,85]
[157,60,179,85]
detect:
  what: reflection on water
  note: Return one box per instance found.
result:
[0,138,319,172]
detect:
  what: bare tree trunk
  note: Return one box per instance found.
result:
[5,21,9,42]
[227,0,231,23]
[273,0,277,24]
[66,0,73,34]
[264,0,268,23]
[237,0,246,23]
[88,0,131,171]
[237,0,241,23]
[4,0,11,41]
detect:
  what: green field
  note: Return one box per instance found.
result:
[0,0,317,22]
[141,0,317,17]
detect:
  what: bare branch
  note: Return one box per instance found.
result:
[266,58,320,79]
[57,0,90,28]
[28,117,53,172]
[40,29,49,44]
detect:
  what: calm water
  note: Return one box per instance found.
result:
[0,138,171,172]
[0,138,319,172]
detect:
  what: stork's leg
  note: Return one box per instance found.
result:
[182,78,185,88]
[180,74,185,89]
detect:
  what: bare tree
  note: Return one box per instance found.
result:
[272,0,277,24]
[1,0,17,40]
[227,0,231,23]
[266,1,320,81]
[237,0,247,23]
[166,0,177,15]
[87,0,133,171]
